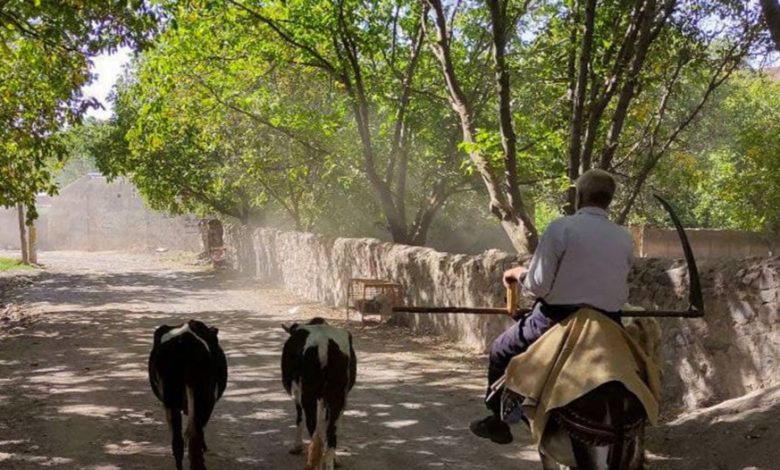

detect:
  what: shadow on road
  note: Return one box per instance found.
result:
[0,253,539,469]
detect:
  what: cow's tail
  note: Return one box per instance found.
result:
[186,385,206,470]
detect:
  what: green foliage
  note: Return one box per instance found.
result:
[0,2,157,221]
[648,71,780,234]
[22,1,775,251]
[55,119,103,188]
[92,6,356,226]
[0,35,86,220]
[517,0,765,205]
[94,1,473,240]
[533,199,563,233]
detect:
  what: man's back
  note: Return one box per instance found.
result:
[524,206,633,312]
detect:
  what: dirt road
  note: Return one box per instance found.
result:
[0,251,539,469]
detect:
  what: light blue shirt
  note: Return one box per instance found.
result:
[522,206,634,312]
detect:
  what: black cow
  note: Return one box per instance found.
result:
[282,318,357,470]
[149,320,228,470]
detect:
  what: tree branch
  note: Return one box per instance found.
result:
[762,0,780,50]
[615,36,751,224]
[386,7,426,195]
[579,0,648,170]
[487,0,522,215]
[333,0,406,239]
[599,0,666,170]
[565,0,596,213]
[190,74,331,157]
[228,0,339,76]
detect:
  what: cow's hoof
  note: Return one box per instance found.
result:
[288,445,304,455]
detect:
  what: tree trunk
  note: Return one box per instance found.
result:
[17,204,29,264]
[27,224,37,264]
[565,0,596,214]
[425,0,538,253]
[761,0,780,50]
[599,0,662,170]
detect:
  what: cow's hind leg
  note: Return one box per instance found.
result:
[185,386,207,470]
[323,340,350,470]
[324,391,346,470]
[324,414,341,470]
[166,407,184,470]
[290,382,305,455]
[303,394,322,470]
[186,424,206,470]
[290,402,305,455]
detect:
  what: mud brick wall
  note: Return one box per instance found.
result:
[45,175,201,252]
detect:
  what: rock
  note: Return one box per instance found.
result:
[758,270,778,289]
[731,301,755,325]
[759,289,776,303]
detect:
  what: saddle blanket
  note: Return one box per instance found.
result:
[504,308,661,449]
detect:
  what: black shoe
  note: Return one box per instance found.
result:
[469,414,513,444]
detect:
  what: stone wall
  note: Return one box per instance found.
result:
[225,224,780,413]
[633,258,780,411]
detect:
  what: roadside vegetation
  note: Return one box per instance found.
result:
[0,258,33,272]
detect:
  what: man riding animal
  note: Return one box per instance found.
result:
[470,169,634,445]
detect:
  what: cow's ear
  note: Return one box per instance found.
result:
[153,325,171,344]
[209,326,219,337]
[282,323,298,334]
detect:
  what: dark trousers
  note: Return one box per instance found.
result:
[484,301,620,415]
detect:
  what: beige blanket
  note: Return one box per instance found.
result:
[504,308,661,450]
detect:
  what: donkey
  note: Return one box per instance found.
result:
[540,381,647,470]
[538,317,662,470]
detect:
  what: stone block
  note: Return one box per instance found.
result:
[759,289,777,304]
[730,300,755,325]
[759,302,779,322]
[758,268,779,290]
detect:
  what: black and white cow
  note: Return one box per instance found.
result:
[149,320,228,470]
[282,318,356,470]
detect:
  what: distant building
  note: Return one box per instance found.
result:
[1,175,202,252]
